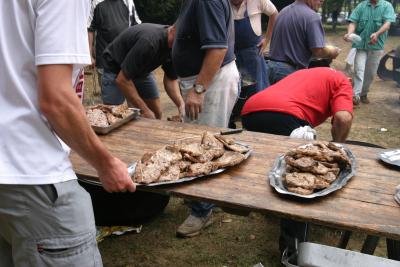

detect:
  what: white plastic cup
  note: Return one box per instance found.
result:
[348,33,362,45]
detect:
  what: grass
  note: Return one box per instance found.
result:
[84,32,400,266]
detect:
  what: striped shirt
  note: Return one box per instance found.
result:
[349,0,395,50]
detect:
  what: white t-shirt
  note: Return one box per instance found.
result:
[232,0,277,36]
[0,0,91,184]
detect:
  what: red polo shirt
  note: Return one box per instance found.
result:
[241,67,353,127]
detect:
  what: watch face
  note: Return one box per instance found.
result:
[195,84,204,93]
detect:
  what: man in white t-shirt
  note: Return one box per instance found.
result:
[0,1,135,266]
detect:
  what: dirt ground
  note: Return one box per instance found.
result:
[84,29,400,267]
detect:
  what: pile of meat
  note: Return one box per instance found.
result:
[133,132,250,184]
[86,103,133,127]
[283,141,351,195]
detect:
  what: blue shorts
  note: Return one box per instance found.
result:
[101,71,159,105]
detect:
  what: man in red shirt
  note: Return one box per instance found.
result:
[241,67,353,143]
[241,67,353,261]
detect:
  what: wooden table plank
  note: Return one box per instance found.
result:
[70,118,400,239]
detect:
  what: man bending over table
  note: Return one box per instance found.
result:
[102,23,184,119]
[241,67,353,262]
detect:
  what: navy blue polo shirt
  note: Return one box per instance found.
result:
[172,0,236,78]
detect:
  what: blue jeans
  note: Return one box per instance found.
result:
[101,71,159,105]
[190,201,215,218]
[265,60,297,87]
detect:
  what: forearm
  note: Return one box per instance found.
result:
[265,12,277,41]
[163,75,184,109]
[331,111,353,143]
[376,22,391,36]
[196,48,227,89]
[38,65,114,171]
[116,72,148,111]
[88,31,94,58]
[346,22,356,35]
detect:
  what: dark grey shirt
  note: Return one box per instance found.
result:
[103,23,177,80]
[269,1,325,68]
[88,0,138,68]
[172,0,235,78]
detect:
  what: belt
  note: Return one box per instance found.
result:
[266,57,298,69]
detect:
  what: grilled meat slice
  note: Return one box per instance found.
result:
[314,176,330,189]
[318,171,338,183]
[285,172,316,189]
[158,162,181,182]
[187,162,215,177]
[176,142,204,157]
[287,186,314,195]
[214,134,235,146]
[213,151,246,169]
[86,109,109,127]
[133,146,182,184]
[214,135,249,153]
[106,112,119,125]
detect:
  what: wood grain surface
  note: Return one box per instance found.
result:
[70,118,400,240]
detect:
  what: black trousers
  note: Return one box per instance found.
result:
[242,111,311,257]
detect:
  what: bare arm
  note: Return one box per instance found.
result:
[311,46,340,59]
[115,71,156,119]
[369,21,391,45]
[185,48,227,120]
[163,74,185,116]
[37,64,135,192]
[331,111,353,143]
[258,11,278,55]
[344,22,357,41]
[88,31,95,67]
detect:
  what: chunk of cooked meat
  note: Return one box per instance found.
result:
[158,163,181,182]
[285,156,316,170]
[176,142,204,157]
[106,112,120,125]
[287,186,314,195]
[314,176,330,189]
[133,146,182,184]
[318,171,338,183]
[111,102,129,117]
[285,172,316,189]
[86,109,109,127]
[214,134,235,146]
[187,162,215,177]
[213,151,246,169]
[285,157,330,175]
[214,134,249,153]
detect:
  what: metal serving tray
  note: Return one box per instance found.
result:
[268,143,357,199]
[379,149,400,168]
[91,108,140,135]
[79,144,252,187]
[132,142,252,187]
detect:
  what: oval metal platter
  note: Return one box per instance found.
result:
[135,143,252,187]
[268,143,357,199]
[379,149,400,168]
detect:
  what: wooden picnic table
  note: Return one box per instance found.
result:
[70,118,400,241]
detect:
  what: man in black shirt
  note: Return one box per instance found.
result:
[103,23,184,119]
[88,0,160,111]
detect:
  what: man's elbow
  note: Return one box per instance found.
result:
[334,111,353,128]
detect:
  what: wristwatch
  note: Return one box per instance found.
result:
[193,84,205,94]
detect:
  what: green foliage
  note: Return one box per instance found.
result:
[134,0,184,25]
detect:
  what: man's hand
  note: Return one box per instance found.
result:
[369,32,378,45]
[98,156,136,193]
[185,89,205,120]
[343,33,351,42]
[257,38,268,56]
[141,108,156,119]
[178,103,185,121]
